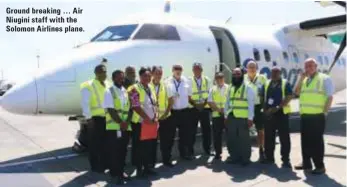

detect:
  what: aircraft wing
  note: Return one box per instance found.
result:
[282,14,346,36]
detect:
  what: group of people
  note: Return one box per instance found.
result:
[80,57,333,184]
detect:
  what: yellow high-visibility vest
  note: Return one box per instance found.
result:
[150,81,170,119]
[244,73,267,105]
[105,86,131,131]
[189,76,210,108]
[264,79,291,114]
[299,73,328,114]
[131,83,157,123]
[211,84,229,117]
[227,84,249,119]
[80,79,109,117]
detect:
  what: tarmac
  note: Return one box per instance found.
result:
[0,89,346,187]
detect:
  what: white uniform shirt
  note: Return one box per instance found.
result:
[224,84,255,120]
[167,76,192,110]
[103,85,127,109]
[81,88,92,119]
[207,84,228,103]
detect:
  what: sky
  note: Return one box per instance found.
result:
[0,0,345,82]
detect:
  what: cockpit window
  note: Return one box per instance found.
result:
[91,24,138,42]
[133,24,180,40]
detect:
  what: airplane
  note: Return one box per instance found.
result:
[0,1,346,151]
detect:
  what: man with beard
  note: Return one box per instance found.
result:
[124,66,137,89]
[224,67,255,166]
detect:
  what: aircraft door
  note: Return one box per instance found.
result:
[210,26,240,84]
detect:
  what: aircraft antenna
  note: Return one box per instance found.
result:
[164,0,171,13]
[36,50,40,69]
[225,17,232,24]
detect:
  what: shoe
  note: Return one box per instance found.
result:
[122,173,131,181]
[311,168,326,175]
[136,167,144,178]
[214,155,221,160]
[163,161,175,168]
[282,162,292,168]
[204,151,214,156]
[294,164,312,171]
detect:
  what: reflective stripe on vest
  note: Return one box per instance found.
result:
[299,73,327,114]
[190,76,210,108]
[264,79,291,114]
[151,82,171,119]
[131,84,157,123]
[227,84,249,119]
[106,86,131,131]
[80,79,108,117]
[211,84,229,118]
[244,74,266,105]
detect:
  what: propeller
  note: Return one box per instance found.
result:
[328,32,346,73]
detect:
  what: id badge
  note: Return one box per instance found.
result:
[268,98,274,105]
[175,92,180,98]
[117,130,122,138]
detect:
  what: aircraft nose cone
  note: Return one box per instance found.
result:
[0,78,38,114]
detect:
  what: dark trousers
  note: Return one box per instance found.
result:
[264,110,291,162]
[107,130,130,177]
[226,114,251,163]
[159,116,176,163]
[300,114,326,169]
[87,116,106,171]
[191,108,211,154]
[172,108,191,157]
[212,116,225,156]
[131,122,157,169]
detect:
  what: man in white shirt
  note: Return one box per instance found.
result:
[80,64,109,173]
[207,72,229,160]
[188,63,212,156]
[167,65,194,160]
[224,68,255,166]
[103,70,131,184]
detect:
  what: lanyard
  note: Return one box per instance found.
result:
[194,77,202,91]
[174,79,181,93]
[139,84,155,106]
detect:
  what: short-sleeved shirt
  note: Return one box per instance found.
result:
[129,84,156,121]
[261,79,292,109]
[306,74,334,97]
[207,84,228,103]
[167,76,192,110]
[103,85,128,109]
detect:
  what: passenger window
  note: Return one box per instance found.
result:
[283,52,289,63]
[264,49,271,62]
[133,24,180,40]
[324,56,329,65]
[293,52,299,63]
[317,55,323,65]
[253,48,260,61]
[341,58,346,66]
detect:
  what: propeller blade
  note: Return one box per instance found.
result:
[328,32,346,73]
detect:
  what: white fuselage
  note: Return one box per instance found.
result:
[1,15,345,115]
